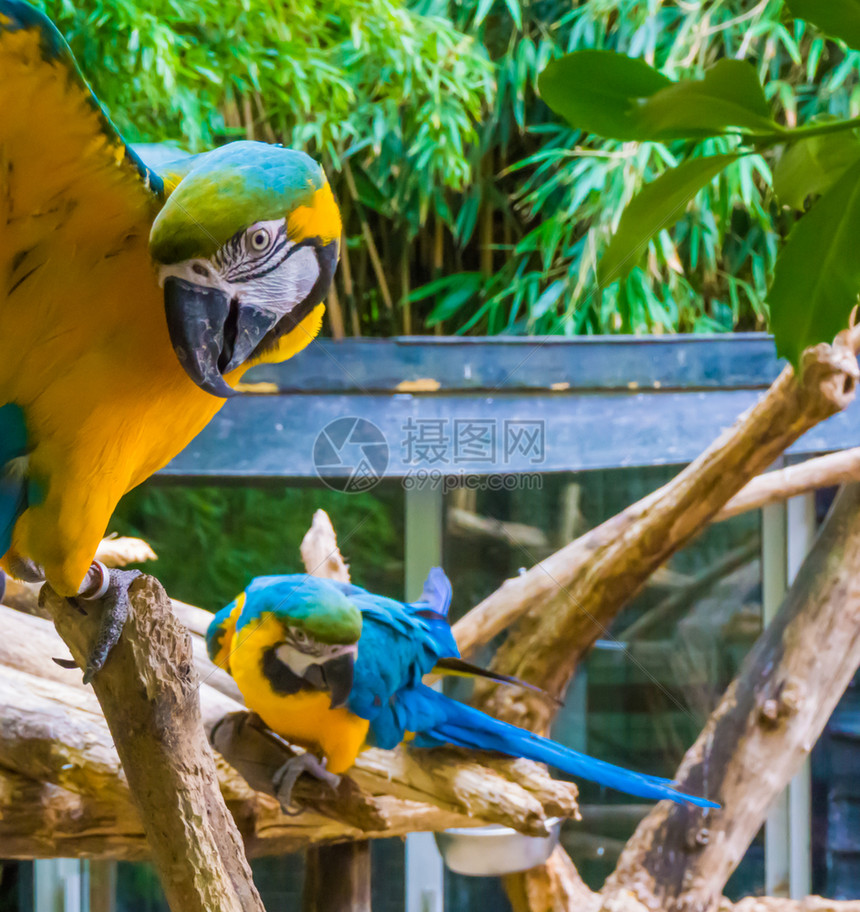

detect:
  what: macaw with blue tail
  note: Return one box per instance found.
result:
[0,2,341,678]
[208,569,718,808]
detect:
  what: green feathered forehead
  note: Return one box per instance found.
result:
[149,140,326,264]
[278,588,362,644]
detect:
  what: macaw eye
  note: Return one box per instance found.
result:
[292,628,310,646]
[248,227,272,252]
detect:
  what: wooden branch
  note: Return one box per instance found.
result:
[40,576,265,912]
[459,334,860,734]
[600,482,860,912]
[503,846,600,912]
[715,446,860,521]
[721,900,860,912]
[0,601,574,858]
[95,535,158,568]
[447,506,551,551]
[300,509,351,582]
[304,842,370,912]
[463,336,859,912]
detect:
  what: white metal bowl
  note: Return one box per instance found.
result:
[434,818,562,876]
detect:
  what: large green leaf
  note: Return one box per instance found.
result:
[769,158,860,367]
[539,53,777,142]
[773,131,860,209]
[638,60,777,140]
[786,0,860,50]
[598,154,740,286]
[537,50,671,141]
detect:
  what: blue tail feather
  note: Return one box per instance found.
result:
[413,567,453,618]
[412,685,718,808]
[0,404,29,558]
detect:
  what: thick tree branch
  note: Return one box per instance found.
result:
[600,483,860,912]
[40,577,265,912]
[715,446,860,521]
[0,602,575,850]
[462,335,859,734]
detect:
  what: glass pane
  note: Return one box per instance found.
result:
[441,467,764,900]
[110,481,405,610]
[0,861,32,912]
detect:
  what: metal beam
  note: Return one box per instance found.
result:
[161,388,860,480]
[762,490,816,897]
[404,487,445,912]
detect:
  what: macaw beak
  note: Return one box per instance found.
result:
[321,652,355,710]
[163,276,279,398]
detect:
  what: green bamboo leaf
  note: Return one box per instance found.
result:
[531,279,566,318]
[769,158,860,367]
[473,0,494,28]
[786,0,860,50]
[638,60,777,140]
[598,153,740,286]
[538,50,671,141]
[773,131,860,209]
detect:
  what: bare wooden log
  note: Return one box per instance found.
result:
[0,766,150,861]
[715,446,860,521]
[722,900,860,912]
[300,508,351,582]
[0,601,575,852]
[350,746,577,837]
[41,576,266,912]
[503,846,600,912]
[304,842,370,912]
[95,535,158,568]
[460,334,859,734]
[1,576,44,615]
[600,483,860,912]
[447,506,551,551]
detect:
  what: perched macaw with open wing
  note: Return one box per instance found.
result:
[0,1,341,679]
[207,569,718,808]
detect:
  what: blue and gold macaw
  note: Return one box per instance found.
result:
[0,3,341,678]
[208,569,717,807]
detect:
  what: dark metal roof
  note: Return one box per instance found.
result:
[160,335,858,480]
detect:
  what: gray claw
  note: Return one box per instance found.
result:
[80,569,141,684]
[273,753,341,811]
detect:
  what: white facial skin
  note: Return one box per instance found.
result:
[158,218,320,314]
[274,627,358,676]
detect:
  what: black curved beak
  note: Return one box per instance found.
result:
[321,652,355,710]
[163,276,279,398]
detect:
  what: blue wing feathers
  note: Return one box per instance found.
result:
[231,571,716,807]
[404,685,717,808]
[0,404,28,558]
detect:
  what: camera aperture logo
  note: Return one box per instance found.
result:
[313,417,390,493]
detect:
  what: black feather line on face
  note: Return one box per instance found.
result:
[224,224,290,283]
[262,647,325,696]
[255,236,339,356]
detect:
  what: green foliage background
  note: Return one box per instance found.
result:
[34,0,858,603]
[41,0,860,338]
[111,484,404,611]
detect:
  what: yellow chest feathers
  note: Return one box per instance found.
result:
[227,613,369,775]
